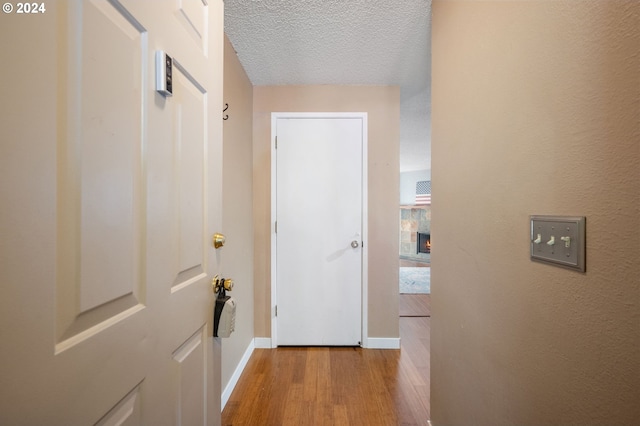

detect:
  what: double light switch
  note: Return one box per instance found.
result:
[530,215,586,272]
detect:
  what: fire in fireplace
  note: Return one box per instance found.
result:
[417,232,430,254]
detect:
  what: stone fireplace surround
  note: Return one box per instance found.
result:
[400,205,431,263]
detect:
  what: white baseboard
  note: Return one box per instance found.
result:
[253,337,272,348]
[221,340,255,411]
[252,337,400,349]
[364,337,401,349]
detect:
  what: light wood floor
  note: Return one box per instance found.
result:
[399,294,430,317]
[399,259,430,268]
[222,314,430,425]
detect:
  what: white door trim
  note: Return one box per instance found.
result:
[270,112,368,348]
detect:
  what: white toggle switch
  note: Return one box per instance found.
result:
[560,236,571,247]
[533,234,542,244]
[546,236,555,246]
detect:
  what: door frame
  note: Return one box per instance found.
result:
[270,112,369,348]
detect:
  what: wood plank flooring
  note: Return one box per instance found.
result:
[399,294,430,317]
[399,259,430,268]
[222,316,430,425]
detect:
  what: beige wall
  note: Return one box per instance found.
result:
[252,85,401,340]
[431,1,639,424]
[221,36,254,393]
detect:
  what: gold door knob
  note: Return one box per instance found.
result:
[223,279,234,291]
[212,275,234,293]
[213,233,226,248]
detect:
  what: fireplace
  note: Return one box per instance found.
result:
[417,232,430,254]
[400,206,431,261]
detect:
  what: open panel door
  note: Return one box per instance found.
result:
[0,1,224,424]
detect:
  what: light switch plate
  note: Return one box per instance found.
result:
[530,215,586,272]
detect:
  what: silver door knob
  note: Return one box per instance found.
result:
[351,240,359,248]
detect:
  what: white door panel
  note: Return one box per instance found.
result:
[171,62,208,290]
[275,116,365,346]
[0,1,223,424]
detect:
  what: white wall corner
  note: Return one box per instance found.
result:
[221,340,255,411]
[364,337,401,349]
[253,337,272,349]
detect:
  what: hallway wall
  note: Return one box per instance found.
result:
[431,1,639,424]
[221,35,254,400]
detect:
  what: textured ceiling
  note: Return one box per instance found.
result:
[224,0,432,172]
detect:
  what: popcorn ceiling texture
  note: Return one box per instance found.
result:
[224,0,432,172]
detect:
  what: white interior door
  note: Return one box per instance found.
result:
[275,115,365,346]
[0,1,223,425]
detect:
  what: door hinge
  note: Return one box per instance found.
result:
[275,221,277,233]
[275,136,277,149]
[275,305,277,317]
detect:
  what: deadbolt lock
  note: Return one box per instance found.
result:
[213,233,226,249]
